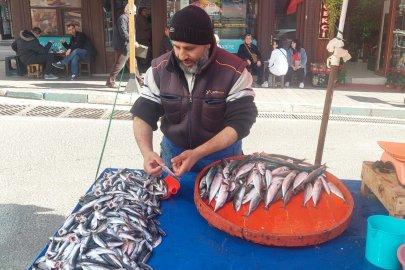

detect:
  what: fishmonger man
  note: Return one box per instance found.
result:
[130,6,257,177]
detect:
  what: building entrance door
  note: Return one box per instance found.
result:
[273,0,296,50]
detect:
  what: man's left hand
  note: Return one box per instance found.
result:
[171,150,201,177]
[66,49,71,56]
[135,42,140,48]
[257,61,261,67]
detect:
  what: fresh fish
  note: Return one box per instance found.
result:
[265,178,283,209]
[247,192,263,217]
[320,176,331,197]
[205,164,218,190]
[252,168,263,197]
[328,182,346,202]
[233,184,246,212]
[312,178,323,208]
[242,187,259,205]
[271,166,290,176]
[214,182,229,212]
[282,188,294,208]
[265,169,272,188]
[31,169,168,270]
[209,172,223,204]
[302,183,313,208]
[281,170,298,197]
[161,165,179,181]
[292,171,309,191]
[235,163,256,179]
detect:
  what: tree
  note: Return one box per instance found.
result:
[325,0,343,39]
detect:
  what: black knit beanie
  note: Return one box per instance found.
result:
[169,5,214,45]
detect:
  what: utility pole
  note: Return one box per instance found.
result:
[315,0,350,165]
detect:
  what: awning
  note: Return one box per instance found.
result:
[286,0,305,14]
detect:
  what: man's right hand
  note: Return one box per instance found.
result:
[49,40,55,44]
[247,59,251,66]
[143,151,165,177]
[60,39,65,43]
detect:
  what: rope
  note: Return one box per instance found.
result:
[94,48,129,180]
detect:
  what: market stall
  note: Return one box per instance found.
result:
[29,166,401,270]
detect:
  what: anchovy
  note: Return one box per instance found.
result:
[281,170,298,197]
[209,172,223,205]
[160,165,180,181]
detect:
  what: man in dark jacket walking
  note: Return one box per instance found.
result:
[52,24,97,80]
[106,4,144,88]
[237,34,263,87]
[11,27,58,79]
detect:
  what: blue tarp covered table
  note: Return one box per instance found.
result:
[30,170,395,270]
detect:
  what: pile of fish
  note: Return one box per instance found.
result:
[32,168,168,270]
[199,152,346,216]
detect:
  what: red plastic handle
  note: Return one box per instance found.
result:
[162,176,180,200]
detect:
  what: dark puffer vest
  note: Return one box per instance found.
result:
[152,42,247,149]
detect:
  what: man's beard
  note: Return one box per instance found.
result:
[175,46,210,74]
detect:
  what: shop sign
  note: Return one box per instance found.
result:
[38,36,70,51]
[218,39,257,54]
[0,0,7,5]
[318,3,329,39]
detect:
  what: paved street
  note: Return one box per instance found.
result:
[0,102,405,269]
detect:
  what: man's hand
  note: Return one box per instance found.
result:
[143,151,165,177]
[257,61,261,67]
[296,65,301,70]
[135,42,140,48]
[60,39,65,43]
[66,49,71,56]
[292,66,296,71]
[246,59,251,66]
[171,150,201,177]
[49,40,55,44]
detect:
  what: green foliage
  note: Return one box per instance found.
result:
[348,0,382,44]
[336,64,347,83]
[325,0,343,38]
[386,68,405,86]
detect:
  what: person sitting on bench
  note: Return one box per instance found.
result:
[11,27,58,79]
[52,24,97,80]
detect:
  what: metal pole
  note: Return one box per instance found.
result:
[314,0,349,165]
[129,0,135,74]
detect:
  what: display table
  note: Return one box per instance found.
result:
[30,170,393,270]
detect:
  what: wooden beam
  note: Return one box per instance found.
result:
[129,0,135,74]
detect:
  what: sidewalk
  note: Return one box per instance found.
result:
[0,59,404,119]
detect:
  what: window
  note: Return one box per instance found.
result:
[64,11,82,33]
[31,9,58,35]
[29,0,82,36]
[167,0,258,53]
[30,0,81,8]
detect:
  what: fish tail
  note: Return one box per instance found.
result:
[300,205,307,209]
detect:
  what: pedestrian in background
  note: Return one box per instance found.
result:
[136,7,152,66]
[237,34,263,88]
[11,27,58,79]
[158,26,173,57]
[106,4,144,88]
[262,40,288,88]
[285,39,307,88]
[52,24,97,81]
